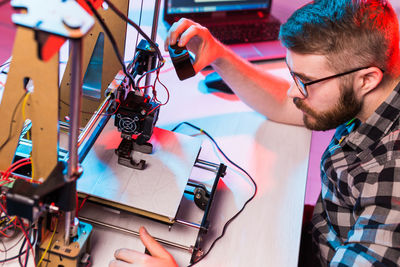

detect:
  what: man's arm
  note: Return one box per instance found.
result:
[165,18,304,126]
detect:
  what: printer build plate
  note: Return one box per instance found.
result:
[78,119,202,223]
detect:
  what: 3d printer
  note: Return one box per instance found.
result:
[0,0,225,266]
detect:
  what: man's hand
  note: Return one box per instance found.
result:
[109,226,178,267]
[165,18,225,72]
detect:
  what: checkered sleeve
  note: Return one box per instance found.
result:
[330,243,395,266]
[330,158,400,266]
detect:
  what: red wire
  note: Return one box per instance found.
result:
[0,227,12,238]
[6,173,41,184]
[4,161,32,180]
[75,193,79,217]
[0,221,16,233]
[23,243,29,266]
[3,158,31,178]
[103,99,121,116]
[0,180,12,187]
[143,71,170,117]
[146,104,161,116]
[16,217,36,267]
[151,69,169,105]
[79,197,88,212]
[138,85,154,91]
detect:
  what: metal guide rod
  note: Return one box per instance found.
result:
[196,159,220,168]
[194,159,221,174]
[65,38,83,245]
[67,38,83,182]
[175,219,201,230]
[144,0,162,95]
[193,164,218,174]
[79,216,193,253]
[77,94,111,147]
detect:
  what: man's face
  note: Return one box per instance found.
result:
[286,50,362,131]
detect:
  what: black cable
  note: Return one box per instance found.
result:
[0,92,28,151]
[0,217,18,237]
[17,231,27,267]
[1,238,6,267]
[23,244,29,267]
[0,61,10,67]
[171,122,258,266]
[84,0,136,88]
[2,233,25,253]
[133,0,145,58]
[0,203,33,266]
[0,248,27,264]
[102,0,164,61]
[17,222,34,267]
[24,227,37,267]
[60,99,102,115]
[0,229,35,264]
[23,250,29,267]
[59,99,117,117]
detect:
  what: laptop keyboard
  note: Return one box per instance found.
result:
[205,19,281,44]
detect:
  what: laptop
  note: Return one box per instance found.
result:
[163,0,286,62]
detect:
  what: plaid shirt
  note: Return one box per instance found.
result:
[311,82,400,266]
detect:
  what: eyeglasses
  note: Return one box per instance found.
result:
[289,66,373,98]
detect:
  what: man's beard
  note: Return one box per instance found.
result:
[293,85,362,131]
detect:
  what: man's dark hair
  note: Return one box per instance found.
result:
[279,0,400,80]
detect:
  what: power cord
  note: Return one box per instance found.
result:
[102,0,164,61]
[84,0,136,88]
[171,121,258,266]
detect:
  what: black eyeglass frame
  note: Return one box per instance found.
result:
[289,66,382,98]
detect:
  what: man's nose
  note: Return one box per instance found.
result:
[287,83,305,99]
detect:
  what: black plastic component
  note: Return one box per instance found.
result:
[204,72,233,94]
[115,138,146,170]
[168,43,195,80]
[190,163,227,263]
[135,39,158,75]
[114,91,159,142]
[6,162,76,222]
[193,185,211,211]
[114,91,158,170]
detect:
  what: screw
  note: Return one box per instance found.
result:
[63,16,83,29]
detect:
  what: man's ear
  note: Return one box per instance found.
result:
[353,67,384,97]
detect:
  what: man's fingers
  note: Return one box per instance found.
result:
[114,248,149,264]
[165,18,200,51]
[109,259,131,267]
[179,24,203,47]
[169,18,191,46]
[139,227,174,260]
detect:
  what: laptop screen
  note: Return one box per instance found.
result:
[165,0,271,15]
